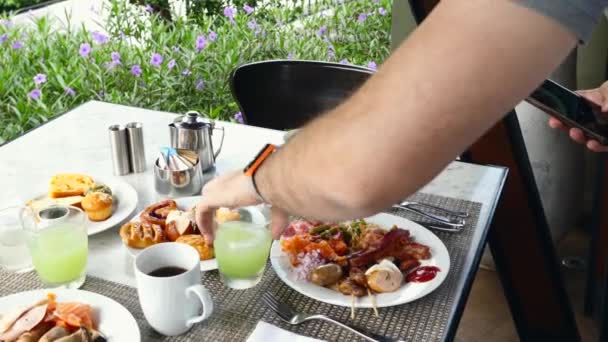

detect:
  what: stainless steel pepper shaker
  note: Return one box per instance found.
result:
[126,122,146,173]
[108,125,131,176]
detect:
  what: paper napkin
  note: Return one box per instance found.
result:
[247,321,325,342]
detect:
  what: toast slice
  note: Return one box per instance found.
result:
[27,195,84,211]
[49,174,94,198]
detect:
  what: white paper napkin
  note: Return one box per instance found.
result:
[247,321,325,342]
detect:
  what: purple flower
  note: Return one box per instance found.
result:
[223,7,235,19]
[79,43,91,57]
[28,89,41,100]
[111,51,121,61]
[12,41,23,49]
[173,46,180,52]
[182,69,192,76]
[144,4,154,13]
[287,53,294,60]
[168,59,176,69]
[195,35,207,51]
[98,90,105,98]
[33,73,47,85]
[247,19,257,30]
[196,79,204,90]
[64,87,76,96]
[357,13,367,22]
[119,31,126,39]
[108,60,122,68]
[367,61,377,70]
[339,59,349,65]
[131,64,142,77]
[243,4,254,14]
[378,7,387,16]
[234,112,244,123]
[327,50,335,60]
[150,53,163,67]
[92,31,108,45]
[317,25,326,37]
[208,31,217,41]
[2,19,13,27]
[0,34,7,44]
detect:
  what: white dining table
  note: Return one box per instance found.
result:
[0,100,506,289]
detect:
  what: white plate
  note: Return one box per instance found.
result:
[0,289,140,341]
[88,178,138,235]
[31,177,138,236]
[270,213,450,308]
[124,196,268,271]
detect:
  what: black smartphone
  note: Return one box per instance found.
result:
[525,79,608,145]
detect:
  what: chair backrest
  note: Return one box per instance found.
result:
[229,60,374,130]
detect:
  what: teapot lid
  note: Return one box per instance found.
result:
[174,111,211,129]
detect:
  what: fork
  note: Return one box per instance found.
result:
[262,292,401,342]
[393,201,468,227]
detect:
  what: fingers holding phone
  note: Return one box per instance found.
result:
[537,80,608,152]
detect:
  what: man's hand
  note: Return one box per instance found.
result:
[548,81,608,152]
[194,170,289,242]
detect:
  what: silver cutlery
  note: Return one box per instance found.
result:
[262,292,401,342]
[412,220,465,233]
[393,201,468,228]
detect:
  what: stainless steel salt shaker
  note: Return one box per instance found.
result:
[108,125,131,175]
[126,122,146,173]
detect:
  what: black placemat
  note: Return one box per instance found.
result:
[0,193,482,342]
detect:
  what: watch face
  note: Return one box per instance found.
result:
[244,144,276,176]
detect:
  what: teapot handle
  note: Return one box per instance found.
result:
[213,126,225,159]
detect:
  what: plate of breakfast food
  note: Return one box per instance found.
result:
[270,214,450,310]
[26,174,138,236]
[0,289,140,341]
[119,196,267,271]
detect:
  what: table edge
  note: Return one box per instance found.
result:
[442,165,509,341]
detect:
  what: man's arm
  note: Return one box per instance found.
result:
[255,0,577,220]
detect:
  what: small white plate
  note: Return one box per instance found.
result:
[270,213,450,308]
[30,177,138,236]
[0,289,140,341]
[124,196,267,271]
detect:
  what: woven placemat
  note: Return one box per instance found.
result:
[0,193,482,342]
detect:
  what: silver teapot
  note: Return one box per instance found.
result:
[169,111,224,172]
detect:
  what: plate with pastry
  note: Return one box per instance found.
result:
[0,289,140,341]
[119,196,267,271]
[27,173,138,236]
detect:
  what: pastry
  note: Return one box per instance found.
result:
[120,221,165,248]
[176,235,214,260]
[85,184,112,196]
[165,210,197,241]
[27,195,84,211]
[216,207,241,224]
[140,200,177,228]
[49,174,95,198]
[81,192,113,221]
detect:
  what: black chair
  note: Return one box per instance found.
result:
[229,60,374,130]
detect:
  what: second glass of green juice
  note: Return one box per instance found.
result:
[214,219,272,289]
[22,205,88,289]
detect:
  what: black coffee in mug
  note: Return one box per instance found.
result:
[148,266,187,277]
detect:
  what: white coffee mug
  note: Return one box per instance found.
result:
[134,242,213,336]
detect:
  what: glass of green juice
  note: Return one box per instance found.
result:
[21,205,88,289]
[214,213,272,289]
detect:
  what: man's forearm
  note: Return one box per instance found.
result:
[256,0,576,220]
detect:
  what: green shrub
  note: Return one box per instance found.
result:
[0,0,391,143]
[1,0,50,13]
